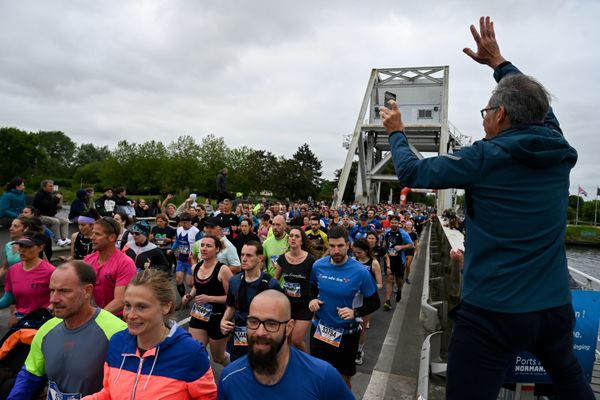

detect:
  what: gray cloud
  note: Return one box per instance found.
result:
[1,0,598,195]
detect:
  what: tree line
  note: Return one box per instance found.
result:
[1,127,326,201]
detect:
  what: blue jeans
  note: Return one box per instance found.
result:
[446,302,595,400]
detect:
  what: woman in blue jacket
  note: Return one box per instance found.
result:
[0,178,26,220]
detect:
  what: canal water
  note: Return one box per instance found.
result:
[567,245,600,287]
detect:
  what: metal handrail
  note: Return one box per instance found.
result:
[568,266,600,290]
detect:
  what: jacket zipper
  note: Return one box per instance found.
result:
[131,357,145,400]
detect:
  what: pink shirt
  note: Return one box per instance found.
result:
[5,260,55,315]
[84,249,136,309]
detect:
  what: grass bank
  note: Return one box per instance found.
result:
[566,225,600,246]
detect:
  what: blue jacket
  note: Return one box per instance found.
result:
[0,189,26,218]
[389,62,575,313]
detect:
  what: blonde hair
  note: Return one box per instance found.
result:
[128,269,176,317]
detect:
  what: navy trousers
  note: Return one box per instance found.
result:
[446,302,595,400]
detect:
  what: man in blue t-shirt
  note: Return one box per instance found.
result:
[308,226,380,387]
[348,214,376,244]
[221,241,282,361]
[218,290,353,400]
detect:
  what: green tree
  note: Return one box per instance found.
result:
[33,131,77,177]
[73,143,111,167]
[334,161,358,204]
[292,143,323,199]
[0,127,43,183]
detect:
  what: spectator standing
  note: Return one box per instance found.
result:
[216,168,228,202]
[380,16,595,399]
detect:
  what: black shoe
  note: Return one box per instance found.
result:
[405,278,411,284]
[383,300,392,311]
[396,292,402,303]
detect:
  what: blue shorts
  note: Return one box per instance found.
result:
[176,261,192,275]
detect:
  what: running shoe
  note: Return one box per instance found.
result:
[355,350,364,365]
[383,300,392,311]
[405,278,411,284]
[56,239,68,246]
[396,292,402,303]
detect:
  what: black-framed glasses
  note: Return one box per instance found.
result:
[246,317,289,332]
[131,231,144,236]
[480,106,499,118]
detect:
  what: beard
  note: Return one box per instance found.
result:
[247,333,287,375]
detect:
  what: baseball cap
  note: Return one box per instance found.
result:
[15,231,46,247]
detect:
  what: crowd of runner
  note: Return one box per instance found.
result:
[0,176,432,398]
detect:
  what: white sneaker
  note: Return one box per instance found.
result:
[56,239,67,246]
[63,238,71,245]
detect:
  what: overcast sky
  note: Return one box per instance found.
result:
[2,1,598,196]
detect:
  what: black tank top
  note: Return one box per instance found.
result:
[74,233,94,260]
[193,261,226,313]
[276,252,316,303]
[362,257,377,282]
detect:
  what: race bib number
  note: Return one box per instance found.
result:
[387,247,397,256]
[48,381,81,400]
[190,303,213,322]
[283,281,301,298]
[234,326,248,346]
[270,255,278,265]
[222,227,231,236]
[179,244,190,254]
[313,322,343,347]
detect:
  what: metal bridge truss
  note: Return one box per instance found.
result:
[335,66,471,209]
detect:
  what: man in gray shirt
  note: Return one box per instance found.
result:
[9,261,126,399]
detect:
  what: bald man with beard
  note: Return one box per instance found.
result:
[217,290,353,400]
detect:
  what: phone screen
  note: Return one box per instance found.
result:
[384,91,396,107]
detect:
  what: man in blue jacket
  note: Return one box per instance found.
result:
[380,16,594,400]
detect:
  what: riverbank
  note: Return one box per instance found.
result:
[566,225,600,246]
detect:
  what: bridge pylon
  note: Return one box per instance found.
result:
[335,66,470,210]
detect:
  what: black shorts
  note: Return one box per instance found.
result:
[389,256,404,278]
[405,249,415,257]
[189,312,228,340]
[309,323,360,377]
[291,301,313,321]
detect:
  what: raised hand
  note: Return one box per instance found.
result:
[463,16,506,69]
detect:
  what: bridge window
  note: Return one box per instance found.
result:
[418,109,433,119]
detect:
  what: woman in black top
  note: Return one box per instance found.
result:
[352,238,383,365]
[182,234,233,366]
[63,210,99,261]
[274,227,316,352]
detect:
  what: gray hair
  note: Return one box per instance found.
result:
[40,179,53,188]
[488,74,551,126]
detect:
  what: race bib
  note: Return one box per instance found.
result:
[283,281,301,298]
[222,227,231,236]
[313,321,343,347]
[387,247,397,256]
[234,326,248,346]
[270,255,278,265]
[190,303,213,322]
[179,244,190,254]
[48,381,81,400]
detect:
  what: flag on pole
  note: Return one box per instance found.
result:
[579,185,588,197]
[597,186,600,197]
